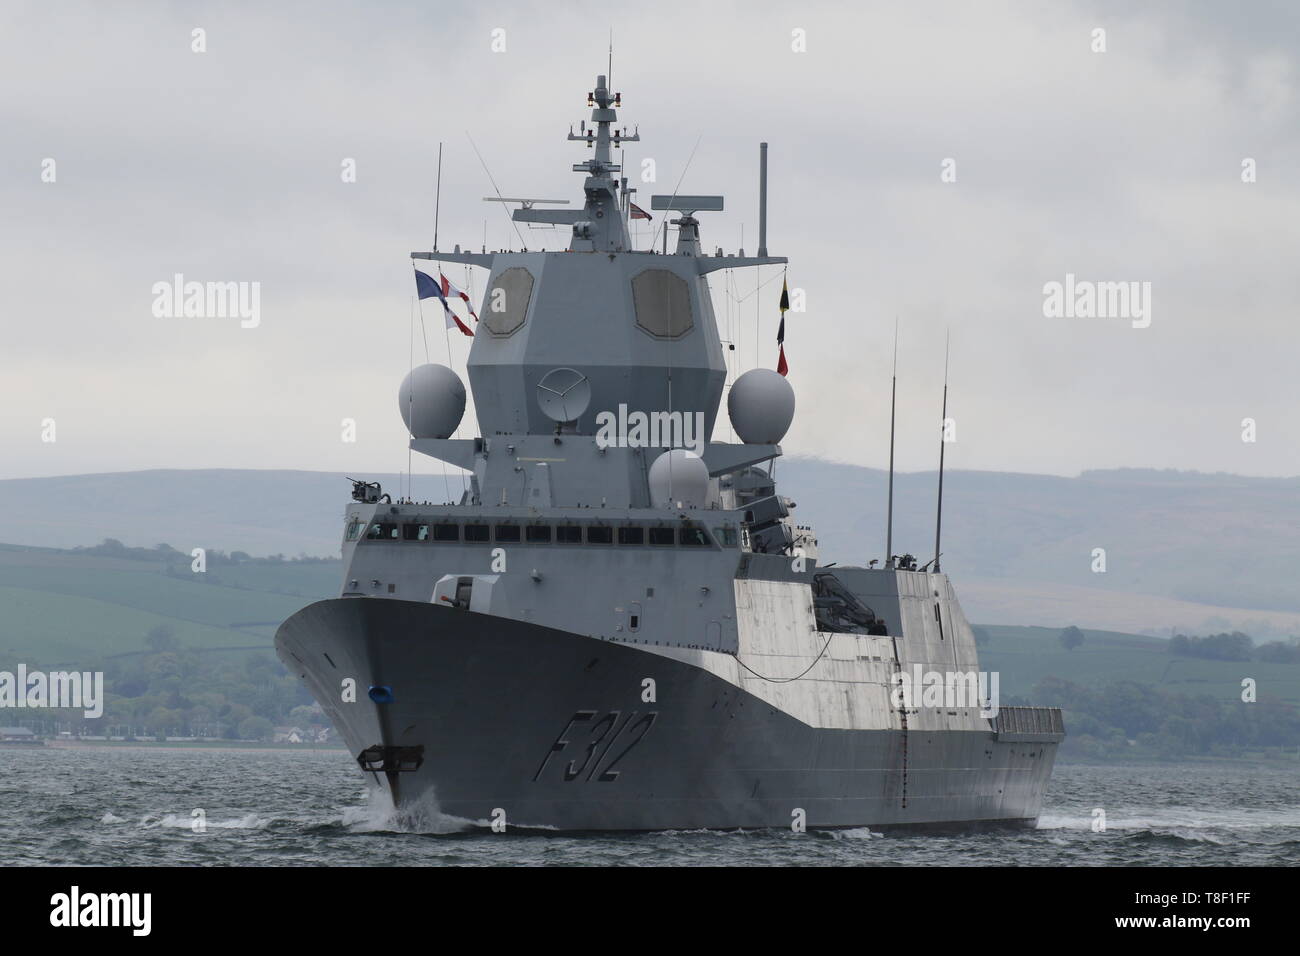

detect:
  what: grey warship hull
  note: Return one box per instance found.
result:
[277,598,1061,831]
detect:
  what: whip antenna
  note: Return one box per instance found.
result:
[933,329,950,574]
[886,317,898,567]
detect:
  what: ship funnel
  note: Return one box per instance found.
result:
[758,142,768,257]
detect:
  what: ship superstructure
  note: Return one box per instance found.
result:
[276,73,1064,830]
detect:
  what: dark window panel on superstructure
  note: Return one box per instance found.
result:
[680,525,710,546]
[364,519,719,548]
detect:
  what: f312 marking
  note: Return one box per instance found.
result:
[533,710,659,783]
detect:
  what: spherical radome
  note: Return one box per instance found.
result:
[648,449,710,509]
[398,363,466,439]
[727,368,795,444]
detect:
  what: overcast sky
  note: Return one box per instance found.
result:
[3,0,1296,483]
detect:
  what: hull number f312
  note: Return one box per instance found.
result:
[534,710,659,782]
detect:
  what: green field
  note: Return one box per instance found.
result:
[0,544,335,666]
[978,624,1300,705]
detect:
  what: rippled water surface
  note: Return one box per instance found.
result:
[1,747,1295,866]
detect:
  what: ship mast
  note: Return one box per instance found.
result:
[563,74,639,251]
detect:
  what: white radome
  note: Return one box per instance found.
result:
[727,368,795,444]
[648,449,710,509]
[398,363,466,439]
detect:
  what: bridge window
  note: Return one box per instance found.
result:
[366,519,727,548]
[345,520,362,541]
[679,525,710,546]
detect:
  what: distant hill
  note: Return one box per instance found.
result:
[1,464,1297,637]
[780,460,1300,637]
[0,469,400,559]
[978,625,1300,707]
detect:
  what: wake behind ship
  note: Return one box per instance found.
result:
[275,72,1064,831]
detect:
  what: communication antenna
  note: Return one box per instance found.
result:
[433,142,443,251]
[648,135,702,252]
[885,317,898,568]
[933,330,951,574]
[466,130,528,250]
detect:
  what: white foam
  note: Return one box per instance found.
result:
[1037,806,1300,833]
[341,785,474,834]
[141,812,266,830]
[828,826,883,840]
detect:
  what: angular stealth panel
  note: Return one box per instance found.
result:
[632,268,694,339]
[484,267,535,336]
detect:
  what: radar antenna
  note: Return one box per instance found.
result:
[483,198,571,209]
[651,194,724,256]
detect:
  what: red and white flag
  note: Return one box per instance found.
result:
[440,273,479,324]
[414,269,474,337]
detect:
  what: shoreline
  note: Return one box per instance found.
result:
[38,739,349,752]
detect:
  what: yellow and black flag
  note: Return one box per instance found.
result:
[776,276,790,376]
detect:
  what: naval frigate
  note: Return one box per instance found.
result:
[275,72,1065,831]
